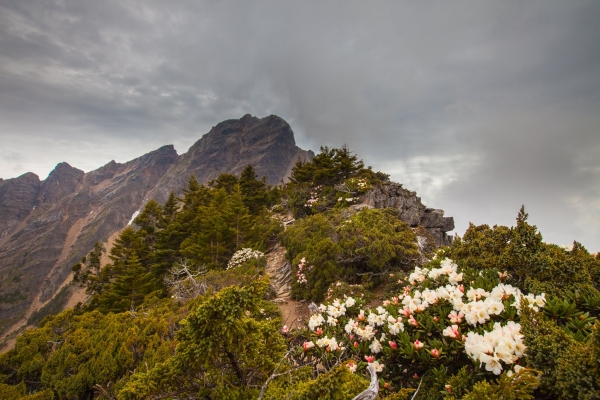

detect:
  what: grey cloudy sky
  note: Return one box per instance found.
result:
[1,1,599,250]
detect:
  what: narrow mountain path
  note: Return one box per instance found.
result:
[265,214,309,330]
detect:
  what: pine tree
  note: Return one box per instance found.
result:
[134,199,164,252]
[161,191,178,227]
[333,144,364,181]
[239,164,268,214]
[99,255,152,313]
[180,188,236,268]
[209,173,239,194]
[227,185,252,248]
[289,157,314,184]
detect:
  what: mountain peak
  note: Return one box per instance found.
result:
[39,162,84,204]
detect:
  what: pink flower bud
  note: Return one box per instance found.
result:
[316,327,323,336]
[433,317,439,322]
[413,340,424,350]
[282,325,289,334]
[303,341,314,351]
[431,349,440,358]
[364,355,375,363]
[458,284,464,293]
[354,341,359,347]
[388,341,398,350]
[408,315,418,327]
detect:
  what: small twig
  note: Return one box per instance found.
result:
[356,270,389,277]
[410,375,425,400]
[257,350,293,399]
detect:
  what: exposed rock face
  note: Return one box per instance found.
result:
[148,114,312,204]
[0,172,41,239]
[0,146,179,326]
[363,181,454,246]
[0,115,312,336]
[38,163,84,204]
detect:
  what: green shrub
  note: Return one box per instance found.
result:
[282,208,418,301]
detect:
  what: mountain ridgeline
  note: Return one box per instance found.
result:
[0,115,313,335]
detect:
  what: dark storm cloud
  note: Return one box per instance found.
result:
[0,0,599,249]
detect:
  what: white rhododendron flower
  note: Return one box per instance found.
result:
[308,314,325,331]
[464,322,526,375]
[345,297,356,308]
[227,248,265,270]
[369,338,383,353]
[371,360,385,372]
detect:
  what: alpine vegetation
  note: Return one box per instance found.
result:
[0,147,598,399]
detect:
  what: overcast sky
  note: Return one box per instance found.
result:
[1,1,599,250]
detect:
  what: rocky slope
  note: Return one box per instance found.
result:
[0,114,312,337]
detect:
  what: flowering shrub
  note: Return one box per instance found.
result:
[295,257,313,284]
[296,258,546,395]
[227,248,265,270]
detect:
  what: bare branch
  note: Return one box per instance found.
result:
[164,258,208,302]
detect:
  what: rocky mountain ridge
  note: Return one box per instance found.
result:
[0,114,454,343]
[0,115,312,338]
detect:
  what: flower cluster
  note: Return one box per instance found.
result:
[405,259,545,326]
[465,321,525,374]
[295,257,313,284]
[226,248,265,270]
[337,196,360,203]
[304,185,323,208]
[299,257,547,381]
[346,177,369,192]
[315,336,344,352]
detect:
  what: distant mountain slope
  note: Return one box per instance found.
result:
[0,114,312,337]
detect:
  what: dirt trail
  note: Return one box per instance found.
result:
[265,215,309,331]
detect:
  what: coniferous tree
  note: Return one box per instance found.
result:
[333,144,364,181]
[227,184,253,248]
[133,199,164,254]
[209,172,239,194]
[162,191,178,226]
[97,254,153,313]
[180,188,235,268]
[288,157,314,185]
[240,164,268,214]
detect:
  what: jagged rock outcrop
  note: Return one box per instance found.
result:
[0,114,312,337]
[363,181,454,246]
